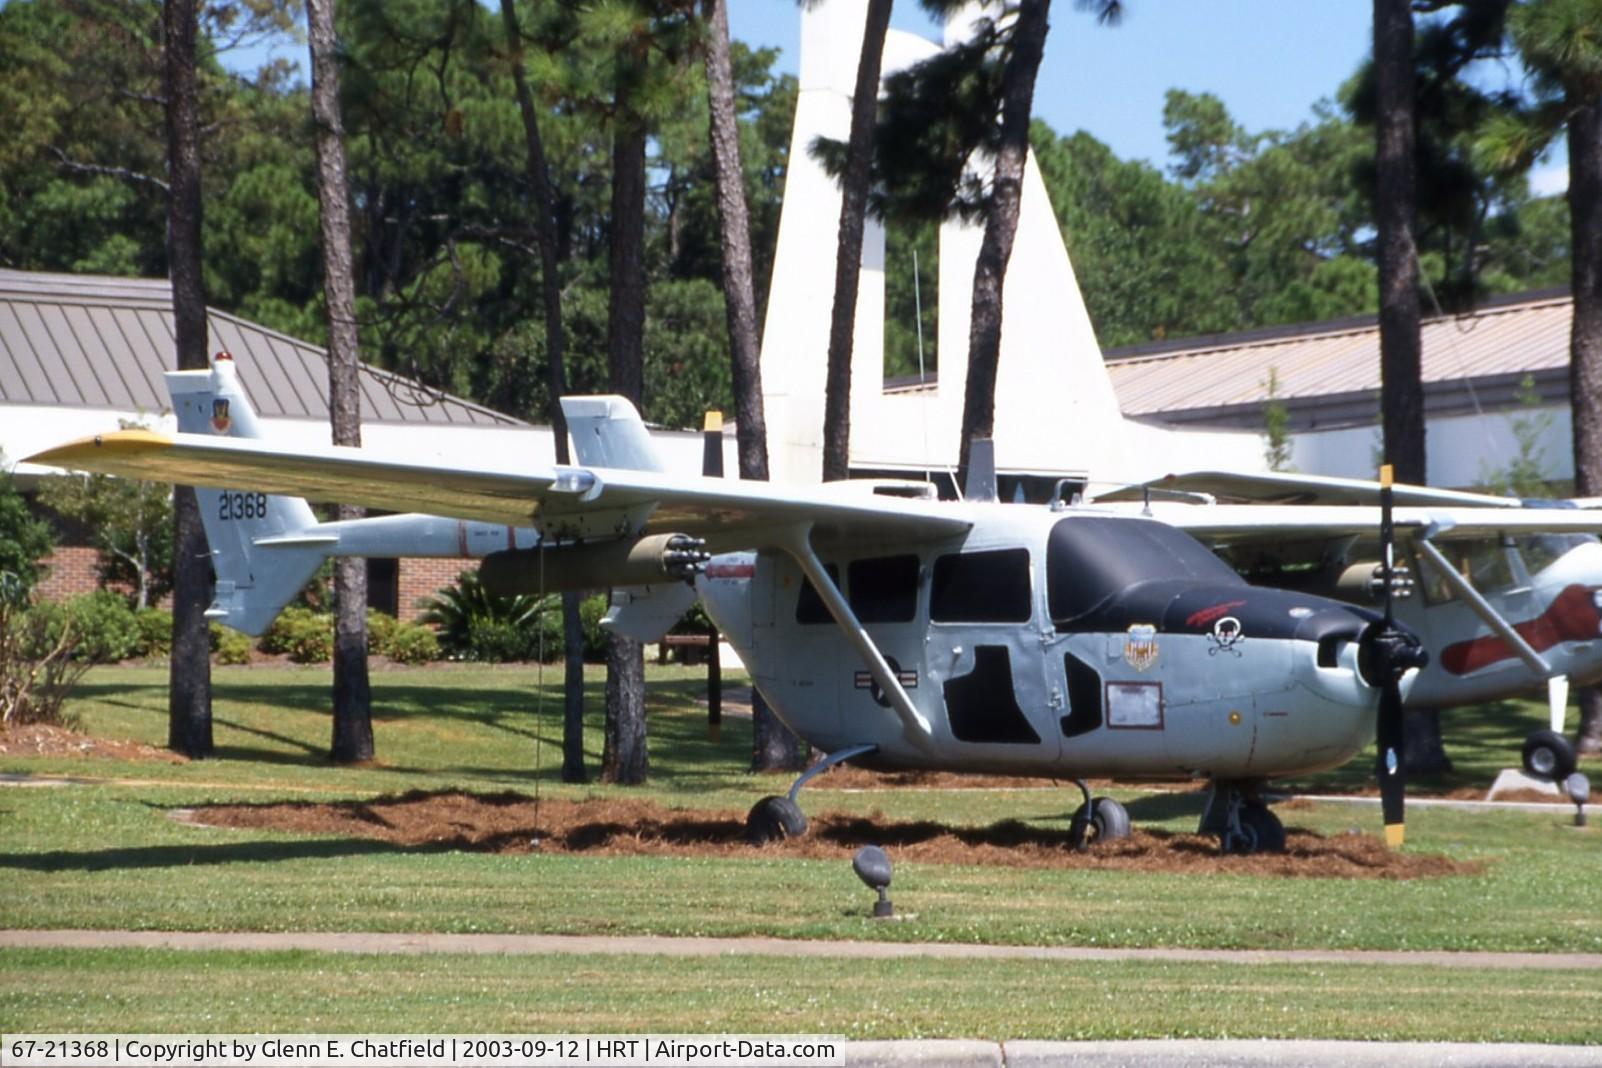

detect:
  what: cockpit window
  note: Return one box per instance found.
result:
[1519,533,1596,577]
[848,554,920,623]
[796,563,841,624]
[1046,516,1243,625]
[931,548,1032,623]
[1416,537,1515,604]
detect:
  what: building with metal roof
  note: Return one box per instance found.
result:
[1103,289,1575,487]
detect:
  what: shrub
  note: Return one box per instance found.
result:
[261,606,331,659]
[213,627,252,665]
[1,582,88,728]
[579,594,610,661]
[366,609,400,657]
[385,623,439,664]
[63,591,141,663]
[421,571,555,662]
[134,607,172,658]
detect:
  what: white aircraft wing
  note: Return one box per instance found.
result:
[1095,470,1525,509]
[25,430,971,551]
[1143,502,1602,544]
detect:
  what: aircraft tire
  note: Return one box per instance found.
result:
[1523,729,1577,782]
[746,795,807,845]
[1224,803,1285,855]
[1070,797,1131,845]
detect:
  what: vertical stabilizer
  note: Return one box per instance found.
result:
[166,354,330,634]
[561,395,666,472]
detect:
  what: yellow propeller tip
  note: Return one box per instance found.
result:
[1379,463,1394,488]
[1384,823,1405,847]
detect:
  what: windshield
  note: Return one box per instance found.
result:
[1047,516,1243,624]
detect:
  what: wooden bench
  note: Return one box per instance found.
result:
[659,632,713,665]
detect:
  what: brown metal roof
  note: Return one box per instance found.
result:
[0,269,524,427]
[1104,290,1573,427]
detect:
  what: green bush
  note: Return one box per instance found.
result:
[385,623,439,664]
[421,571,555,662]
[63,591,141,663]
[213,626,252,665]
[579,594,610,661]
[134,607,172,658]
[366,609,400,657]
[261,606,331,659]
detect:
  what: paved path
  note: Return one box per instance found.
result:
[6,929,1602,970]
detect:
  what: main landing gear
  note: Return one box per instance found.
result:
[746,743,878,844]
[1065,779,1131,850]
[1200,780,1285,855]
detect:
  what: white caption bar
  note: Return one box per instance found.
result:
[1,1035,846,1068]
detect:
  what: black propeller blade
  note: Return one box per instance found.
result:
[1366,465,1429,847]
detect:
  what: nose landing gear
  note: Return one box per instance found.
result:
[1201,780,1286,855]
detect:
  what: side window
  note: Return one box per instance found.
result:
[796,563,840,624]
[848,555,920,624]
[931,548,1032,623]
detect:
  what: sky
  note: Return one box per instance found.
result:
[727,0,1568,194]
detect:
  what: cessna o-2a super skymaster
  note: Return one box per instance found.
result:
[30,362,1602,854]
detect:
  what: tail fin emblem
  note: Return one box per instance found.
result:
[210,398,232,434]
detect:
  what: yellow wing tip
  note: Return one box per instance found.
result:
[1384,822,1405,847]
[24,429,175,466]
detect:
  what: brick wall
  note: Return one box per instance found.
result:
[398,557,474,620]
[34,546,104,601]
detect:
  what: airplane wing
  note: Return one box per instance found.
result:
[1095,470,1525,509]
[25,430,971,551]
[1142,501,1602,544]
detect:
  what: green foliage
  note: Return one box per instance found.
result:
[365,610,400,658]
[0,591,88,728]
[132,607,172,659]
[1477,374,1556,498]
[1261,368,1294,473]
[35,592,143,664]
[578,594,610,661]
[384,623,440,665]
[260,606,334,663]
[420,571,556,662]
[0,458,54,597]
[35,463,173,610]
[212,627,253,666]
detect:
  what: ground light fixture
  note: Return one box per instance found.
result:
[852,845,894,918]
[1564,772,1590,827]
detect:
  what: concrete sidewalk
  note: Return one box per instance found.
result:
[6,928,1602,970]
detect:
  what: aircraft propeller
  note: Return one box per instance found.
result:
[1362,465,1430,846]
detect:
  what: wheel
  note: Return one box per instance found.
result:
[1069,797,1132,847]
[745,795,807,844]
[1523,729,1578,781]
[1221,803,1285,855]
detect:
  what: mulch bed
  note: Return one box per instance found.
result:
[183,790,1478,880]
[0,723,187,764]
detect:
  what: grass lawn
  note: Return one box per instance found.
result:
[3,663,1601,1038]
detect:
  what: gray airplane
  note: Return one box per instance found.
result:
[41,360,1602,855]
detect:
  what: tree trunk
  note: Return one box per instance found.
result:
[1568,98,1602,755]
[1374,0,1426,487]
[308,0,373,763]
[702,0,769,484]
[162,0,212,758]
[501,0,587,783]
[601,74,648,785]
[702,0,802,770]
[1374,0,1446,774]
[822,0,893,483]
[957,0,1050,487]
